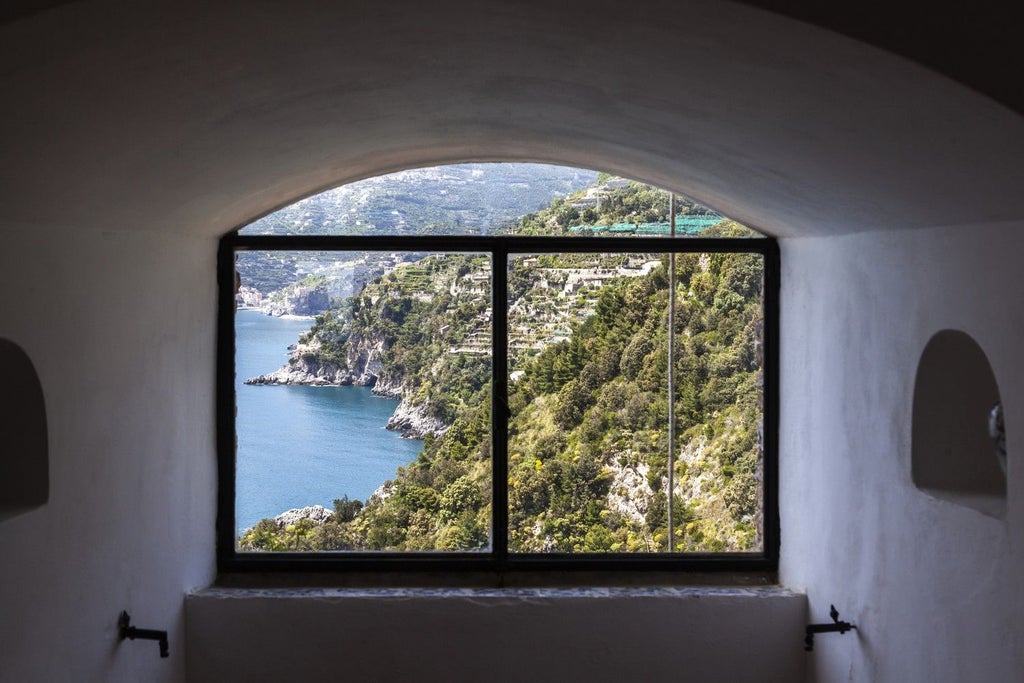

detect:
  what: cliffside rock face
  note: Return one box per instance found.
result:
[244,267,463,437]
[274,505,333,528]
[264,283,331,317]
[245,332,391,389]
[236,285,264,309]
[605,458,654,525]
[345,334,394,395]
[245,332,446,438]
[245,343,351,386]
[386,399,449,438]
[367,481,395,506]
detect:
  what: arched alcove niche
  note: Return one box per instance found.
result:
[912,330,1006,518]
[0,338,48,521]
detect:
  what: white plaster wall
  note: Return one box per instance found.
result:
[0,3,1021,682]
[0,226,217,683]
[779,221,1024,681]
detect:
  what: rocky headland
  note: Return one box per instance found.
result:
[236,281,331,317]
[273,505,333,528]
[245,335,447,438]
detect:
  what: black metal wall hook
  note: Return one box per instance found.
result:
[805,604,856,652]
[118,611,169,658]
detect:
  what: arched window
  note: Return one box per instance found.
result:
[217,163,778,572]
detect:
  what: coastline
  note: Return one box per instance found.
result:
[236,305,315,321]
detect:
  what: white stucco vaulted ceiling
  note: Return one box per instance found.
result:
[1,0,1022,240]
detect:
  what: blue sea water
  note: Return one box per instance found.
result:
[234,309,422,535]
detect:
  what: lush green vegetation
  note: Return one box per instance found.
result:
[509,179,749,236]
[236,250,300,294]
[507,222,763,552]
[238,181,765,554]
[242,253,495,551]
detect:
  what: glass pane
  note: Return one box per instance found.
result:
[507,251,764,553]
[506,176,762,238]
[238,163,598,236]
[235,251,492,552]
[237,162,763,239]
[670,252,765,553]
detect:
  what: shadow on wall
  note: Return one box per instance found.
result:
[912,329,1006,518]
[0,337,48,520]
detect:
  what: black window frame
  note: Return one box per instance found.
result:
[217,232,779,574]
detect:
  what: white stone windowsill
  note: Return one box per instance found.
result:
[192,584,799,600]
[186,585,807,682]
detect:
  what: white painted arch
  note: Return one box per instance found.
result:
[1,0,1022,240]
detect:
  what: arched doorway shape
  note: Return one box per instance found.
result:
[0,338,48,520]
[912,329,1005,518]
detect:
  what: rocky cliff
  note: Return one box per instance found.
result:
[263,282,331,317]
[236,281,332,317]
[246,330,387,388]
[274,505,333,528]
[245,332,446,437]
[244,345,350,386]
[386,399,449,438]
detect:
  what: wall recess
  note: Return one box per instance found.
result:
[0,338,48,520]
[912,329,1006,518]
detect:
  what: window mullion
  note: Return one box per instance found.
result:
[667,193,677,553]
[491,245,510,562]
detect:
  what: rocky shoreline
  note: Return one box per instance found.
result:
[244,340,448,439]
[237,282,331,317]
[272,505,334,528]
[385,400,448,439]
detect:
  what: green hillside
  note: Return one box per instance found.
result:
[238,178,765,554]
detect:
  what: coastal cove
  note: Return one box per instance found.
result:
[235,309,422,535]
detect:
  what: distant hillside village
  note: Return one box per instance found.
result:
[567,215,722,236]
[564,178,722,235]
